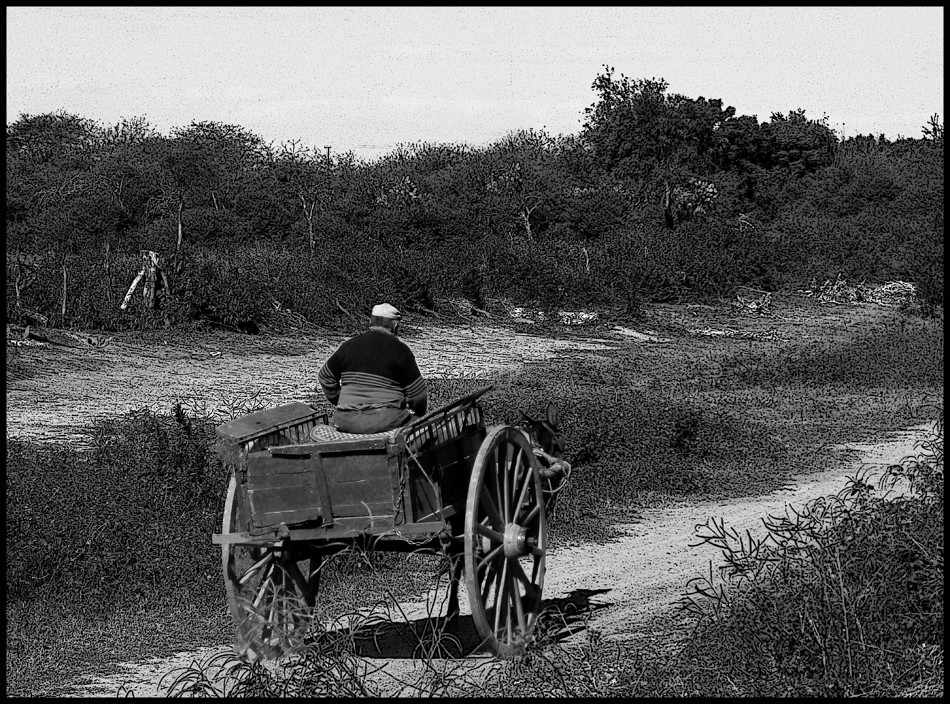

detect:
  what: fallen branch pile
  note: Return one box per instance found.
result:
[732,290,773,316]
[692,326,787,341]
[6,325,113,349]
[800,275,918,306]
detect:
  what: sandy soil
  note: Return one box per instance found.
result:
[6,324,612,444]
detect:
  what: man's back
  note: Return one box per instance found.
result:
[326,328,425,408]
[317,305,428,433]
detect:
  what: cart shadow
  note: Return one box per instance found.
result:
[337,588,613,659]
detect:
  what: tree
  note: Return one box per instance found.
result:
[921,113,943,144]
[580,66,735,224]
[764,109,837,176]
[91,117,162,235]
[493,130,558,242]
[271,140,331,255]
[6,111,107,251]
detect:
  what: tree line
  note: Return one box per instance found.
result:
[6,67,943,331]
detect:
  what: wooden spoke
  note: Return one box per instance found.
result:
[480,559,500,602]
[491,448,504,517]
[474,522,505,545]
[510,569,527,635]
[511,451,528,514]
[521,502,541,527]
[502,442,513,521]
[478,544,504,574]
[509,558,532,590]
[479,485,504,529]
[493,558,509,636]
[513,460,533,520]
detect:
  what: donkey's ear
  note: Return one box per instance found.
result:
[520,410,535,424]
[545,402,559,428]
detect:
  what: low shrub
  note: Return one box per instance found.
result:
[667,415,944,697]
[721,312,944,388]
[6,406,225,605]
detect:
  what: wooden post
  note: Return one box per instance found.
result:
[174,197,184,276]
[104,242,114,307]
[60,252,68,322]
[14,246,22,313]
[121,250,161,311]
[142,250,158,309]
[121,268,144,310]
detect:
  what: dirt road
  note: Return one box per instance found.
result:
[57,422,931,697]
[6,314,936,696]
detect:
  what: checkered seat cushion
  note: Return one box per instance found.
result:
[308,422,400,444]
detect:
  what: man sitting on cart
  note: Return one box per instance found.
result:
[317,303,428,433]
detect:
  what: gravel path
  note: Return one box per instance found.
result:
[57,423,934,697]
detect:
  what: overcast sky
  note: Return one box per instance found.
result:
[6,6,945,161]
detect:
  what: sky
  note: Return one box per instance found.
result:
[6,6,945,162]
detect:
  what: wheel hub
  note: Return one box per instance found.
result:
[503,523,528,557]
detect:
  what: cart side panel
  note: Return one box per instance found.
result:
[245,452,322,527]
[316,449,395,518]
[406,424,486,522]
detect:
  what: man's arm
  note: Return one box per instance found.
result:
[317,356,341,406]
[401,350,428,416]
[404,374,428,416]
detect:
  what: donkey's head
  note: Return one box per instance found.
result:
[519,401,566,459]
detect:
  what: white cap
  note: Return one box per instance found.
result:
[371,303,402,319]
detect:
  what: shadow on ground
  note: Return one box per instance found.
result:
[327,588,614,659]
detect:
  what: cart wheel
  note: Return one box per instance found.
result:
[464,426,547,656]
[221,475,322,661]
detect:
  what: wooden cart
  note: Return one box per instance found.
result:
[212,385,564,660]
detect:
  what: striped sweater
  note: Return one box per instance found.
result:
[318,327,428,415]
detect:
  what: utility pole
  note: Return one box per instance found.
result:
[323,145,332,208]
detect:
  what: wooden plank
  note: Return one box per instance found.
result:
[317,437,391,452]
[269,444,322,456]
[247,486,321,518]
[216,403,325,443]
[214,519,450,545]
[407,460,440,522]
[311,454,334,520]
[388,452,406,526]
[246,452,322,528]
[413,500,464,524]
[288,519,447,541]
[248,451,312,479]
[321,451,395,517]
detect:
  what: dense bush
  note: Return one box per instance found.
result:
[5,79,943,331]
[5,406,225,603]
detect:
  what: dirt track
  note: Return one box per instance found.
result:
[7,316,937,697]
[59,423,932,697]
